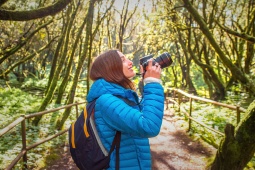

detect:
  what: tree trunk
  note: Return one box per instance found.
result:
[176,30,197,94]
[244,42,254,74]
[203,42,225,100]
[32,20,69,125]
[244,1,255,73]
[55,0,96,130]
[45,27,66,95]
[55,4,79,104]
[209,100,255,169]
[117,0,139,52]
[182,0,255,96]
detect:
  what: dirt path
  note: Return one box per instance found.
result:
[45,109,216,170]
[150,110,216,169]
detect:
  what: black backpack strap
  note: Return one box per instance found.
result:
[112,95,136,170]
[115,131,121,170]
[108,131,121,170]
[95,95,136,170]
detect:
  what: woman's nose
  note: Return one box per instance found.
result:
[128,59,133,65]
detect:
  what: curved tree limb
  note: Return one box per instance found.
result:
[215,20,255,43]
[0,0,72,21]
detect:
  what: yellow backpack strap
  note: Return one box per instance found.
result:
[71,122,76,148]
[83,108,90,137]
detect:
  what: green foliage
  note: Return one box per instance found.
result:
[247,157,255,169]
[0,88,42,128]
[21,78,48,89]
[179,101,236,144]
[0,110,78,169]
[172,96,255,168]
[0,86,84,169]
[0,0,254,168]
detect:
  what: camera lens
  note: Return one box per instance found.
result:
[154,52,172,69]
[139,54,153,65]
[139,52,173,73]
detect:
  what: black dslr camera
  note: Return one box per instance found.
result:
[139,52,173,71]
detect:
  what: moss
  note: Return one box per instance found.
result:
[45,153,60,163]
[226,141,241,162]
[38,152,60,170]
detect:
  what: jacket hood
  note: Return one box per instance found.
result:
[86,78,137,102]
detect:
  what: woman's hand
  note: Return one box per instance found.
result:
[140,59,162,79]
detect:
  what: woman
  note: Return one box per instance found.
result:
[86,49,164,170]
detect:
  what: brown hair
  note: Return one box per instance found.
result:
[90,49,135,90]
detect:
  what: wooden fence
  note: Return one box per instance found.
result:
[165,88,246,136]
[0,88,248,169]
[0,102,86,170]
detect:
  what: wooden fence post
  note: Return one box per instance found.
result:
[172,89,176,108]
[188,97,193,131]
[178,92,182,113]
[165,89,169,110]
[21,115,27,170]
[236,105,240,125]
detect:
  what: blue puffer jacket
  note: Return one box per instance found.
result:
[86,78,164,170]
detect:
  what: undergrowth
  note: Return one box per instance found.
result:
[1,85,254,169]
[0,87,84,169]
[172,99,255,169]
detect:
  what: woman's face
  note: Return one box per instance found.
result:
[117,51,135,78]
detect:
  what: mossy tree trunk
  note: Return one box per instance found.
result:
[209,100,255,169]
[55,0,96,130]
[56,0,115,129]
[244,3,255,74]
[182,0,255,96]
[176,29,197,95]
[186,6,225,100]
[45,27,66,95]
[201,40,225,100]
[55,3,79,104]
[32,13,70,125]
[174,9,225,99]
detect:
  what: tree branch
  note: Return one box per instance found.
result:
[0,19,53,64]
[0,37,56,78]
[215,20,255,43]
[0,0,72,21]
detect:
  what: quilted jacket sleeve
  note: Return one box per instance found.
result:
[96,82,164,138]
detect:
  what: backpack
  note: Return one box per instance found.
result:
[69,96,136,170]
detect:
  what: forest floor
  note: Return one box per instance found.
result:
[44,109,217,170]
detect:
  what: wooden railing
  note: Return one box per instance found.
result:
[0,101,86,170]
[165,88,246,137]
[0,88,248,169]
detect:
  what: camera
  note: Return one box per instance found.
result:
[139,52,173,71]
